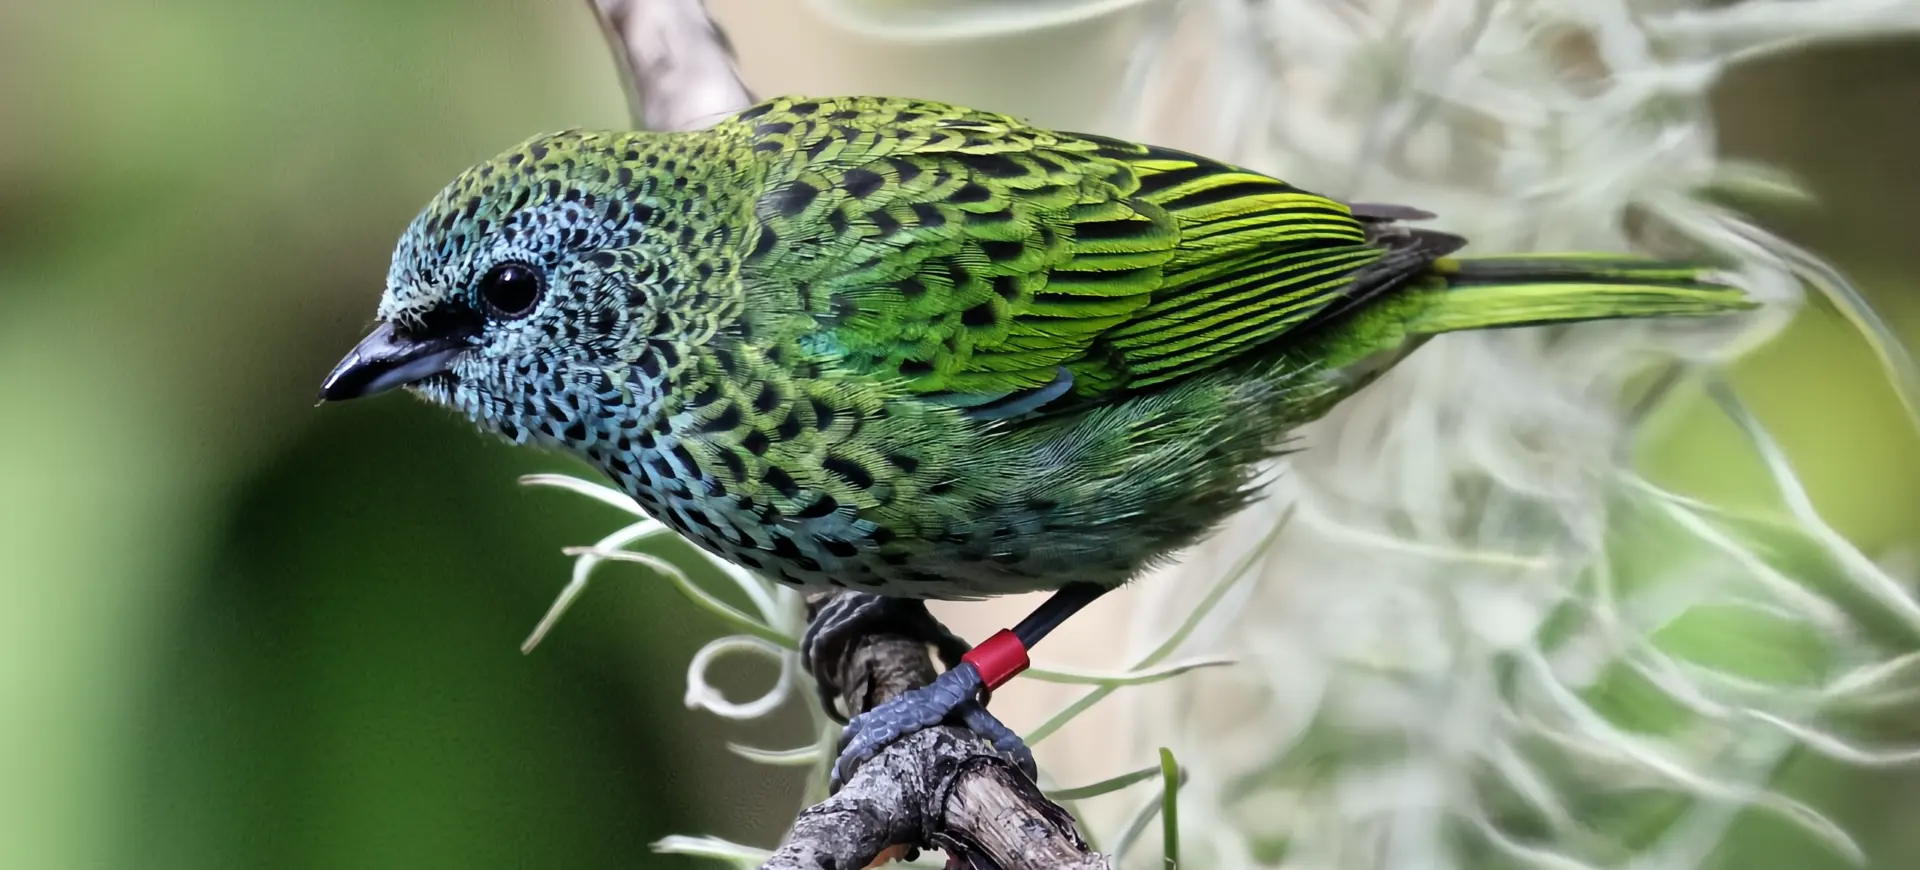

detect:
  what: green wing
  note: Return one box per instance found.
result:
[728,96,1395,415]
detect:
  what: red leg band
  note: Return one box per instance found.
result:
[960,628,1030,691]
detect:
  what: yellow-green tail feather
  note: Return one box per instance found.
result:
[1410,254,1756,333]
[1315,253,1757,371]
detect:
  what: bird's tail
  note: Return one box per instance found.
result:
[1304,250,1759,377]
[1405,253,1758,335]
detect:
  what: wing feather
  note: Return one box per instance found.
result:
[730,96,1412,413]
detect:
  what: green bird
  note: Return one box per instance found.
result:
[321,95,1754,786]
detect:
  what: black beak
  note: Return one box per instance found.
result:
[319,321,467,402]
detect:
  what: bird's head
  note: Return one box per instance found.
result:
[321,130,730,447]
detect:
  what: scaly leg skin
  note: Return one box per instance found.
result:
[954,700,1036,777]
[830,663,1037,789]
[821,583,1111,791]
[801,594,973,723]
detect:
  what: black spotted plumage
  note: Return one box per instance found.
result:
[332,94,1752,601]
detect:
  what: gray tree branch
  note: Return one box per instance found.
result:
[590,0,755,131]
[780,594,1109,870]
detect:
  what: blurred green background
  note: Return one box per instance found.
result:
[1,2,1916,868]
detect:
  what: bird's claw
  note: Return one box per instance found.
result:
[802,593,973,723]
[955,700,1037,781]
[828,663,1035,790]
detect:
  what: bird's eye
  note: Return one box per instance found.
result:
[477,262,544,319]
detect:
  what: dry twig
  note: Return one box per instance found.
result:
[777,594,1107,869]
[590,0,755,131]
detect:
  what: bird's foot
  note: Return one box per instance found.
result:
[954,698,1037,781]
[801,593,972,723]
[829,663,1036,790]
[804,593,1036,790]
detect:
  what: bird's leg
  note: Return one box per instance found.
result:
[801,594,973,723]
[826,582,1110,790]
